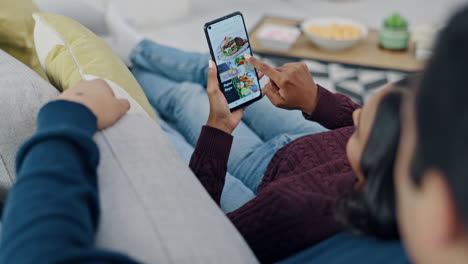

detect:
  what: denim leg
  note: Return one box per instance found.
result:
[220,176,256,213]
[157,116,194,164]
[234,99,327,192]
[242,97,328,142]
[158,117,255,213]
[231,130,312,193]
[130,39,327,141]
[132,68,266,181]
[130,39,210,87]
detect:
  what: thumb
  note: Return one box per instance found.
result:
[264,82,284,107]
[207,60,219,94]
[257,71,265,80]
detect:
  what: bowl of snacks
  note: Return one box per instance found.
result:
[301,17,367,51]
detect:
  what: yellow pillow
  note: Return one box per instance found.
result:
[33,12,156,120]
[0,0,47,79]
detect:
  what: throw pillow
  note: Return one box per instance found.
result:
[32,12,156,120]
[0,0,47,79]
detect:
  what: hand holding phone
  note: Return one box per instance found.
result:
[205,12,262,112]
[205,60,244,134]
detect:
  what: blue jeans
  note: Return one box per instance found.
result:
[156,114,255,213]
[131,40,327,212]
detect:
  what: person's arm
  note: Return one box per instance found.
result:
[188,61,241,204]
[0,101,139,264]
[189,138,338,264]
[245,55,361,129]
[0,80,138,264]
[226,176,345,263]
[189,126,232,204]
[303,85,361,129]
[188,127,352,263]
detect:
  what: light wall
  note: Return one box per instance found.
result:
[143,0,467,52]
[35,0,467,52]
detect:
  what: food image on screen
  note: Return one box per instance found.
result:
[221,37,237,56]
[220,68,240,82]
[234,55,247,66]
[234,55,255,74]
[221,36,248,56]
[231,72,259,98]
[217,36,249,60]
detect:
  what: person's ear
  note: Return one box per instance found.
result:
[419,169,464,250]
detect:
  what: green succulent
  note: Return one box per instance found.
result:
[384,13,408,30]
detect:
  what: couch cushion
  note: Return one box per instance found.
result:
[0,0,47,79]
[32,12,156,120]
[0,49,59,200]
[95,113,258,263]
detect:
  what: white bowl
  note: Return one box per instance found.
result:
[257,24,301,52]
[301,17,368,51]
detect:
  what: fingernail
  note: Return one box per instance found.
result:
[245,54,252,60]
[208,60,215,69]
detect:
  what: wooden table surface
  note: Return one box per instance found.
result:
[250,16,425,72]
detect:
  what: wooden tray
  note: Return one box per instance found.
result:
[249,16,424,72]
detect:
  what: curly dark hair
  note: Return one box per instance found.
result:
[335,76,418,240]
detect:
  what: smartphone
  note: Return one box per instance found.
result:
[204,11,262,111]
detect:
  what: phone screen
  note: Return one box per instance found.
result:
[206,13,262,109]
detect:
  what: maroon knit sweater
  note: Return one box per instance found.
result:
[189,86,361,263]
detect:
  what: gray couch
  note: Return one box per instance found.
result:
[0,49,259,264]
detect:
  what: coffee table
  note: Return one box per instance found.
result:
[250,16,424,72]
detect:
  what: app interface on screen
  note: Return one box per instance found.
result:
[207,15,261,109]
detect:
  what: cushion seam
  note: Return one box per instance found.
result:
[100,131,175,264]
[0,154,12,185]
[38,15,85,78]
